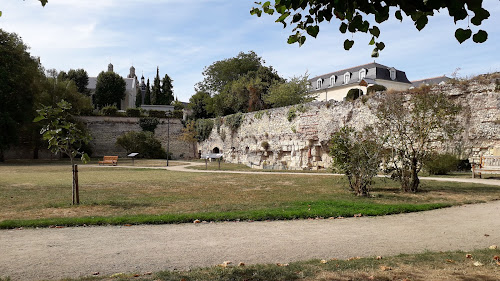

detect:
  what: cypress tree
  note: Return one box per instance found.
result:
[152,67,161,105]
[161,74,174,105]
[144,79,151,105]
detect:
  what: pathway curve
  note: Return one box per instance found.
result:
[1,162,499,280]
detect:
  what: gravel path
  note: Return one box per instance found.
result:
[1,163,499,280]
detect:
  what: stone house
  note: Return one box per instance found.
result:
[87,63,139,110]
[309,62,412,102]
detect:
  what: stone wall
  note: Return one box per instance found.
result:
[199,80,500,170]
[80,116,193,159]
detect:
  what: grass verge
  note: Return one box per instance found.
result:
[41,248,500,281]
[0,200,450,229]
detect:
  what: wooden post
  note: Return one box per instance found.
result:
[75,164,79,204]
[218,158,221,170]
[205,158,208,170]
[72,164,75,205]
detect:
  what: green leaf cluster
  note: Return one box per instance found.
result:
[251,0,490,56]
[195,119,214,142]
[94,71,126,109]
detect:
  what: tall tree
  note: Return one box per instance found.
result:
[264,74,314,108]
[67,68,90,95]
[0,29,42,162]
[144,78,152,105]
[94,71,126,109]
[251,0,490,57]
[38,78,93,116]
[195,51,263,95]
[151,67,161,105]
[188,91,212,119]
[135,86,142,108]
[161,74,174,105]
[376,90,462,193]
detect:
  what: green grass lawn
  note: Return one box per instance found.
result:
[0,160,499,228]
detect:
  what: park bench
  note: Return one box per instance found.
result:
[98,156,118,166]
[472,156,500,178]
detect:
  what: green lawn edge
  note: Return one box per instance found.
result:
[0,201,450,229]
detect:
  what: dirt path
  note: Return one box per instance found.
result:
[1,163,499,280]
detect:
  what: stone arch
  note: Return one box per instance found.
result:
[212,147,220,153]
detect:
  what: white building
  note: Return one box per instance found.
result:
[309,62,412,101]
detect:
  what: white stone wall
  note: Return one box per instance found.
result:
[200,80,500,170]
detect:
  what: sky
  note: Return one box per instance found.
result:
[1,0,499,102]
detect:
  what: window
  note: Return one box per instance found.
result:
[344,72,350,84]
[330,75,336,86]
[316,78,323,89]
[359,69,366,80]
[390,68,396,80]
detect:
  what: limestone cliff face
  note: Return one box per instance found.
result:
[199,80,499,170]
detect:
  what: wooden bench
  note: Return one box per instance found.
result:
[98,156,118,166]
[472,156,500,178]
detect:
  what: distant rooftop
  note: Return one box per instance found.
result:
[411,75,450,88]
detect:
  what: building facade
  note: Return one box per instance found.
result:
[309,62,412,102]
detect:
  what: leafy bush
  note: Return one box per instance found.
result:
[101,105,118,116]
[346,88,363,101]
[171,109,184,119]
[126,108,141,117]
[148,110,167,118]
[424,153,460,175]
[195,119,214,141]
[367,84,387,94]
[296,103,308,113]
[139,117,159,132]
[225,112,244,133]
[116,131,167,159]
[287,107,297,122]
[254,111,265,119]
[329,126,382,196]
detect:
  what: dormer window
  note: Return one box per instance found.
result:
[359,69,366,80]
[344,72,350,84]
[389,68,396,80]
[330,75,336,86]
[316,78,323,89]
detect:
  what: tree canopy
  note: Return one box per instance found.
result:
[67,69,90,95]
[264,73,314,107]
[195,51,264,95]
[0,28,42,161]
[251,0,490,57]
[192,51,284,117]
[161,74,174,105]
[94,71,126,109]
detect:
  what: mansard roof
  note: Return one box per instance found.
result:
[309,62,411,91]
[411,75,450,87]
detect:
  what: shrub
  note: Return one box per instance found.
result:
[296,103,308,113]
[424,153,460,175]
[148,110,167,118]
[254,111,265,120]
[345,88,363,101]
[287,107,297,122]
[139,117,159,132]
[261,141,270,150]
[195,118,214,141]
[171,110,183,119]
[116,131,167,159]
[225,112,244,133]
[329,126,382,196]
[367,84,387,94]
[126,108,141,117]
[101,105,118,116]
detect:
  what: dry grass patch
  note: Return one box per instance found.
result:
[0,161,499,225]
